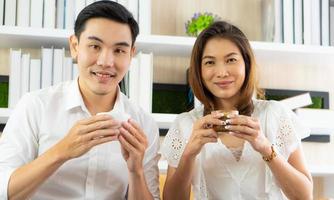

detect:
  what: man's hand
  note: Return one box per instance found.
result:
[118,119,148,174]
[53,114,121,161]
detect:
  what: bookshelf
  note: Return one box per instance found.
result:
[1,1,334,198]
[1,26,334,126]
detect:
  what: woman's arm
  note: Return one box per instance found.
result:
[264,146,313,200]
[163,152,196,200]
[163,113,222,200]
[227,115,313,200]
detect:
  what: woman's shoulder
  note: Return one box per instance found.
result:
[173,106,204,123]
[253,99,290,117]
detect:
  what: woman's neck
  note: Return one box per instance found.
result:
[214,97,238,111]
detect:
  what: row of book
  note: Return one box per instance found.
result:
[9,48,77,108]
[275,0,331,46]
[8,48,154,114]
[0,0,139,30]
[127,52,153,113]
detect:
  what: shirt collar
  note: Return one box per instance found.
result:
[64,78,85,111]
[64,78,125,114]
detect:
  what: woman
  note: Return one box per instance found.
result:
[161,21,313,199]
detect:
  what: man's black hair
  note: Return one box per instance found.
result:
[74,0,139,46]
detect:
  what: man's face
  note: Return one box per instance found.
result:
[70,18,135,96]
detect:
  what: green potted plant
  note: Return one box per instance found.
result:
[185,12,221,36]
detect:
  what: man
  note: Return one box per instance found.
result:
[0,1,160,199]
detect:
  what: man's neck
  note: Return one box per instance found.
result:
[78,82,118,115]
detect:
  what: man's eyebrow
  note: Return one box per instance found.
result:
[114,42,131,47]
[87,36,104,43]
[87,36,130,47]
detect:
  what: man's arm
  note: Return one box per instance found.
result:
[7,114,120,200]
[119,119,157,200]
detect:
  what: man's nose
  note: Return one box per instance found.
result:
[96,49,114,68]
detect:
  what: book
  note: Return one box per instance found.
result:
[128,52,153,113]
[294,0,303,44]
[311,0,321,45]
[283,0,294,43]
[29,59,41,91]
[75,0,86,19]
[321,0,330,46]
[295,108,334,135]
[4,0,17,26]
[128,55,139,105]
[63,57,73,81]
[127,0,138,22]
[0,0,4,25]
[56,0,65,29]
[279,92,313,110]
[138,52,153,112]
[86,0,95,6]
[303,0,312,44]
[30,0,43,28]
[72,64,78,80]
[330,6,334,45]
[17,0,30,27]
[9,49,22,108]
[21,54,30,97]
[52,48,64,85]
[65,0,75,29]
[274,0,283,43]
[41,47,54,89]
[139,0,151,34]
[43,0,56,28]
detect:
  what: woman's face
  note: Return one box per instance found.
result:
[201,37,246,103]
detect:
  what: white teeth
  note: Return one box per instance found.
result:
[95,72,112,78]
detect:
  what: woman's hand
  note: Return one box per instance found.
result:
[183,113,223,158]
[225,115,272,156]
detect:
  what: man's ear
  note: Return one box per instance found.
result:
[69,35,79,63]
[130,46,136,58]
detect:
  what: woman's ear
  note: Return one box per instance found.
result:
[69,35,79,63]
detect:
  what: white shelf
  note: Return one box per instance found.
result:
[0,108,177,128]
[0,26,71,49]
[1,108,333,177]
[151,113,176,129]
[0,108,12,124]
[158,159,334,177]
[2,26,334,59]
[136,34,195,56]
[308,165,334,177]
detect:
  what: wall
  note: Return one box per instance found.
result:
[151,1,334,199]
[152,0,268,84]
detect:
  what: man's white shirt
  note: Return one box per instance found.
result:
[0,80,160,200]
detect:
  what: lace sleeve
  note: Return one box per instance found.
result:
[270,101,310,159]
[160,114,192,168]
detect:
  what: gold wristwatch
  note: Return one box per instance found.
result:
[262,145,277,162]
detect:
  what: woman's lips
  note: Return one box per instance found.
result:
[215,81,233,88]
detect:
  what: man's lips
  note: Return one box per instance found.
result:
[91,71,116,78]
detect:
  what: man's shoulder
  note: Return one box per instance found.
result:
[31,81,73,99]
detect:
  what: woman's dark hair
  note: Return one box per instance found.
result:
[189,21,263,116]
[74,1,139,46]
